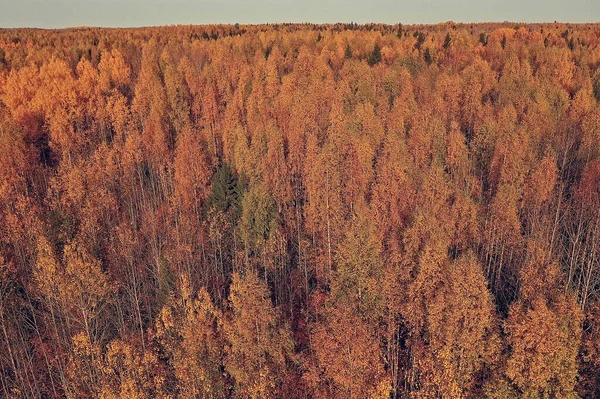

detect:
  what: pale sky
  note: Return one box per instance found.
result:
[0,0,598,28]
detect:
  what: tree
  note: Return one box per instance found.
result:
[131,39,172,168]
[332,204,383,319]
[368,43,382,66]
[310,300,389,399]
[99,338,166,399]
[443,33,452,50]
[414,31,427,51]
[223,271,293,398]
[239,182,277,266]
[162,51,192,135]
[155,276,224,398]
[98,49,131,95]
[594,72,600,103]
[34,236,113,397]
[411,253,499,398]
[172,124,212,253]
[504,237,582,399]
[424,48,433,65]
[579,302,600,398]
[344,43,353,59]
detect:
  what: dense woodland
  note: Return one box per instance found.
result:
[1,21,600,398]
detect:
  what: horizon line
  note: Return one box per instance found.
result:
[2,20,599,31]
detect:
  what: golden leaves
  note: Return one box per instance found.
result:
[224,271,292,398]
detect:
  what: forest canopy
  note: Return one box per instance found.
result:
[1,22,600,398]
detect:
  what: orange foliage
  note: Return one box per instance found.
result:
[1,21,600,399]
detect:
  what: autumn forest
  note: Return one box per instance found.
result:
[1,22,600,398]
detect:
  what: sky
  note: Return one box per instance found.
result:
[0,0,598,29]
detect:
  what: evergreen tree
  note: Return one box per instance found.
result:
[368,43,382,66]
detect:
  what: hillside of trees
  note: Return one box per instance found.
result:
[1,21,600,398]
